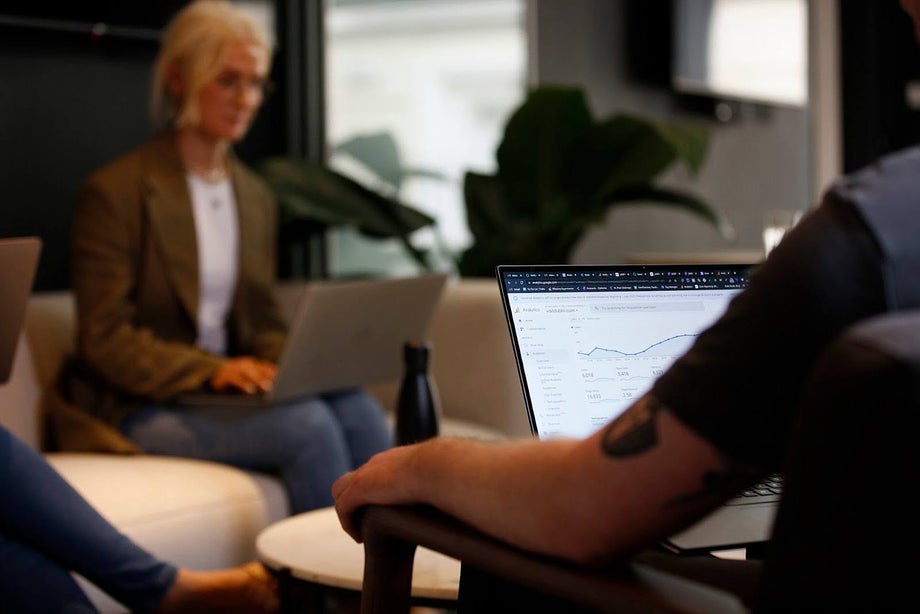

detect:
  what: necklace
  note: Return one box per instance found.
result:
[189,165,229,183]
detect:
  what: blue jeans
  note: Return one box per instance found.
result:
[0,426,176,613]
[120,389,393,513]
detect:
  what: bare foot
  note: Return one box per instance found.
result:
[155,561,279,613]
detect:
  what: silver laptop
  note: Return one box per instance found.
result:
[496,263,779,554]
[178,273,448,407]
[0,237,42,384]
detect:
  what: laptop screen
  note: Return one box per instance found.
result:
[496,263,752,440]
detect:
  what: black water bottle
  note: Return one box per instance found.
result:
[395,341,441,445]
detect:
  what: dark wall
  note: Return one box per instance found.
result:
[0,33,155,291]
[840,0,920,172]
[0,6,286,290]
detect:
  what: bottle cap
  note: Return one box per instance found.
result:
[403,341,430,369]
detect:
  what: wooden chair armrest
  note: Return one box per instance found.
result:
[358,504,747,614]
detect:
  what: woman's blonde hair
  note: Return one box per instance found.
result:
[151,0,272,127]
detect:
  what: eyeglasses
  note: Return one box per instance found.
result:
[213,71,276,97]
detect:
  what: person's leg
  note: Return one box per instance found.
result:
[0,426,175,612]
[0,534,96,614]
[321,389,393,467]
[121,398,354,513]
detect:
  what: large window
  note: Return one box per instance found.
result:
[325,0,527,277]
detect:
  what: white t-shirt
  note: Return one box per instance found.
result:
[187,174,239,355]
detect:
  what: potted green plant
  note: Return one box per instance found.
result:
[458,85,734,277]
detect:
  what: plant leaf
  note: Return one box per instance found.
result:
[463,171,528,241]
[602,185,736,241]
[652,121,709,174]
[331,133,404,191]
[564,114,711,215]
[495,86,593,217]
[460,171,553,276]
[331,132,450,191]
[566,115,675,211]
[259,157,434,239]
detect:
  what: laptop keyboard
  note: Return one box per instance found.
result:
[726,473,784,506]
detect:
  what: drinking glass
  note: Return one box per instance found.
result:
[763,209,803,256]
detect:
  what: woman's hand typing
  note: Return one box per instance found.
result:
[210,357,277,394]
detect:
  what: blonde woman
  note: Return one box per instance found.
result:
[60,0,392,513]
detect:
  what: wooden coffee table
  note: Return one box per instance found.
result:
[257,506,461,612]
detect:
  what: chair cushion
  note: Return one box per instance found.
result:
[46,453,289,569]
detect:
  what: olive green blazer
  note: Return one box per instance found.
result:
[46,130,287,453]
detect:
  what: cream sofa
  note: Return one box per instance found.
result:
[0,277,529,612]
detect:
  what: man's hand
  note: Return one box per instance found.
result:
[209,357,277,394]
[332,443,427,542]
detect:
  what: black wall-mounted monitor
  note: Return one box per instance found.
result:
[672,0,808,108]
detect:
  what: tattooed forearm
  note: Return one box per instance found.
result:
[603,394,762,508]
[601,394,661,457]
[601,394,760,508]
